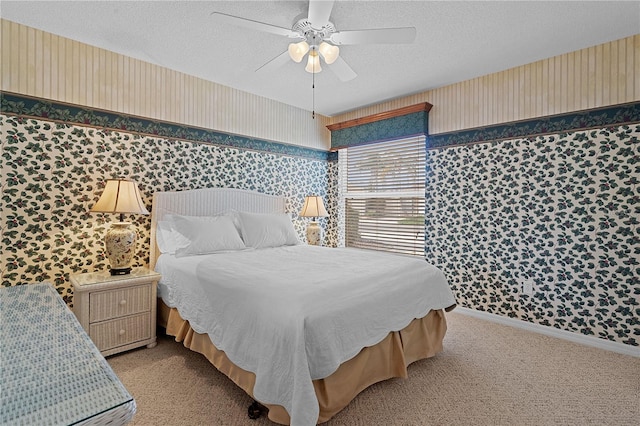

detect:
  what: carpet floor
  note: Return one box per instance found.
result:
[107,311,639,425]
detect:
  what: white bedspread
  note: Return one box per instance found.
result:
[156,245,455,425]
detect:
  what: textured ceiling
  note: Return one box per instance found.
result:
[2,1,639,116]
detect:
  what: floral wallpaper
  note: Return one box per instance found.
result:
[1,109,338,306]
[2,93,638,348]
[424,124,639,346]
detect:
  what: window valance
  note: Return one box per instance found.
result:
[327,102,432,150]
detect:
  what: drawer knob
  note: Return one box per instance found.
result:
[119,329,126,336]
[119,299,127,306]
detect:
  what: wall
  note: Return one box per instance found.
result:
[5,19,636,147]
[0,19,338,304]
[330,35,640,135]
[2,19,638,345]
[424,107,639,347]
[329,35,639,348]
[0,99,338,304]
[0,19,331,150]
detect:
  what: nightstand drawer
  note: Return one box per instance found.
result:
[90,313,151,352]
[89,284,151,322]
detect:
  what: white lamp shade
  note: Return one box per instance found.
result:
[318,42,339,64]
[305,51,322,73]
[288,41,310,63]
[90,179,149,216]
[299,196,328,218]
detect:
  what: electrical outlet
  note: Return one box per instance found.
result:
[523,280,534,296]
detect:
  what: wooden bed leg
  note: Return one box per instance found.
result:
[248,400,267,420]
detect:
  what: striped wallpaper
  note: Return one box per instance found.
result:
[1,19,638,143]
[331,35,640,134]
[0,19,331,150]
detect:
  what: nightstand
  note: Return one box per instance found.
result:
[71,267,161,356]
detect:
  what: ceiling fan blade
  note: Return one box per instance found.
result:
[211,12,300,38]
[255,50,291,73]
[329,56,357,82]
[308,0,335,28]
[330,27,417,45]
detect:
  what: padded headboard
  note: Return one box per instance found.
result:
[149,188,286,269]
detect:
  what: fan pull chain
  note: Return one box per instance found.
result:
[312,64,316,119]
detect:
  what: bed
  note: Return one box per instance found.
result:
[150,188,456,425]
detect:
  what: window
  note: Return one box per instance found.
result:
[340,136,426,257]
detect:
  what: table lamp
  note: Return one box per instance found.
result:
[299,195,328,246]
[90,178,149,275]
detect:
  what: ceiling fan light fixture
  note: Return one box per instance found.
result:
[318,42,339,64]
[305,50,322,73]
[288,40,310,63]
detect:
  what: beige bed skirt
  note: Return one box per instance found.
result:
[159,302,449,424]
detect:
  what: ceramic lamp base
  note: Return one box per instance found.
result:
[104,222,137,275]
[306,221,322,246]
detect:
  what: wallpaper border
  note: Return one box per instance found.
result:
[0,91,337,161]
[427,102,640,149]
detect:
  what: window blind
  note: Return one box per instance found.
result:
[342,136,426,257]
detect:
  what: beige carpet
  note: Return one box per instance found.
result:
[107,311,639,425]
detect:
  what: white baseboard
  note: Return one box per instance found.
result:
[453,306,639,358]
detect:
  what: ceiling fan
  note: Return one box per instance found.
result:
[211,0,417,82]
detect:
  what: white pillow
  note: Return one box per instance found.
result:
[237,211,300,249]
[170,214,246,257]
[155,220,190,254]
